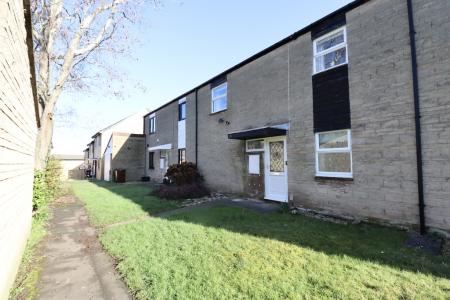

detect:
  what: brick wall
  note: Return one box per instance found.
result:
[0,0,37,297]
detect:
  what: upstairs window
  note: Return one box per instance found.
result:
[315,129,352,178]
[313,27,347,74]
[149,116,156,134]
[211,82,227,113]
[179,101,186,121]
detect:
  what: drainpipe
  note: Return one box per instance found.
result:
[195,89,198,164]
[406,0,426,235]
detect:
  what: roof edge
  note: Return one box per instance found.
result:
[143,0,370,118]
[23,0,40,128]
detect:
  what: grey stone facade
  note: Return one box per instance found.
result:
[143,0,450,232]
[110,133,145,182]
[413,0,450,231]
[144,101,176,181]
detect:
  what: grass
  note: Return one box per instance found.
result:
[8,210,50,300]
[71,180,180,226]
[72,182,450,299]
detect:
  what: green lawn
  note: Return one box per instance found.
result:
[72,181,450,299]
[71,181,180,226]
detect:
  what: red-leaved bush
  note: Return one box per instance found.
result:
[164,162,202,186]
[152,162,209,199]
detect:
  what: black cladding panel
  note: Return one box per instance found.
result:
[312,65,351,133]
[311,12,346,40]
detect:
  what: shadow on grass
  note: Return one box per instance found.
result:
[91,180,450,280]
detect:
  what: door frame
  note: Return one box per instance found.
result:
[264,136,288,202]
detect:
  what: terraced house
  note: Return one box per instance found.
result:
[143,0,450,233]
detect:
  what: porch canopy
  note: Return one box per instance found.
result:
[227,124,288,140]
[148,143,172,151]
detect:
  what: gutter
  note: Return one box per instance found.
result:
[406,0,426,235]
[23,0,40,128]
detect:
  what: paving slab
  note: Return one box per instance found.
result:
[36,196,130,300]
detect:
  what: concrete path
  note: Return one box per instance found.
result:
[36,196,130,300]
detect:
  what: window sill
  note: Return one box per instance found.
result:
[210,109,227,115]
[315,176,353,182]
[313,63,348,76]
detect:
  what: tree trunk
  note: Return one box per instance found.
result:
[35,111,54,170]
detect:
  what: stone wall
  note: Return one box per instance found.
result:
[142,0,450,232]
[289,0,419,227]
[196,45,291,193]
[413,0,450,232]
[145,101,178,181]
[111,134,146,182]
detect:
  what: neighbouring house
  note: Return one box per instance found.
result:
[88,109,148,180]
[143,0,450,234]
[103,133,145,182]
[54,154,85,180]
[144,98,190,181]
[0,0,40,297]
[84,141,95,177]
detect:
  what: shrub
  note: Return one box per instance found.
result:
[152,163,208,199]
[32,171,48,212]
[152,183,209,200]
[44,156,62,198]
[32,156,62,215]
[164,162,202,186]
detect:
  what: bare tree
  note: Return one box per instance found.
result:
[32,0,159,170]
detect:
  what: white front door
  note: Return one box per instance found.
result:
[264,137,288,202]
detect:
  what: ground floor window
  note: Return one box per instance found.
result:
[160,150,168,169]
[149,152,154,169]
[178,149,186,164]
[315,129,352,178]
[246,139,264,152]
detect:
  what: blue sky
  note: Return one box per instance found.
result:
[53,0,353,154]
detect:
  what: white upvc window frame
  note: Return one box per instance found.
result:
[211,82,228,113]
[313,26,348,75]
[315,129,353,178]
[246,139,265,152]
[149,115,156,134]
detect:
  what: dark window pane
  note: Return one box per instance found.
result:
[178,149,186,164]
[179,102,186,121]
[149,152,154,169]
